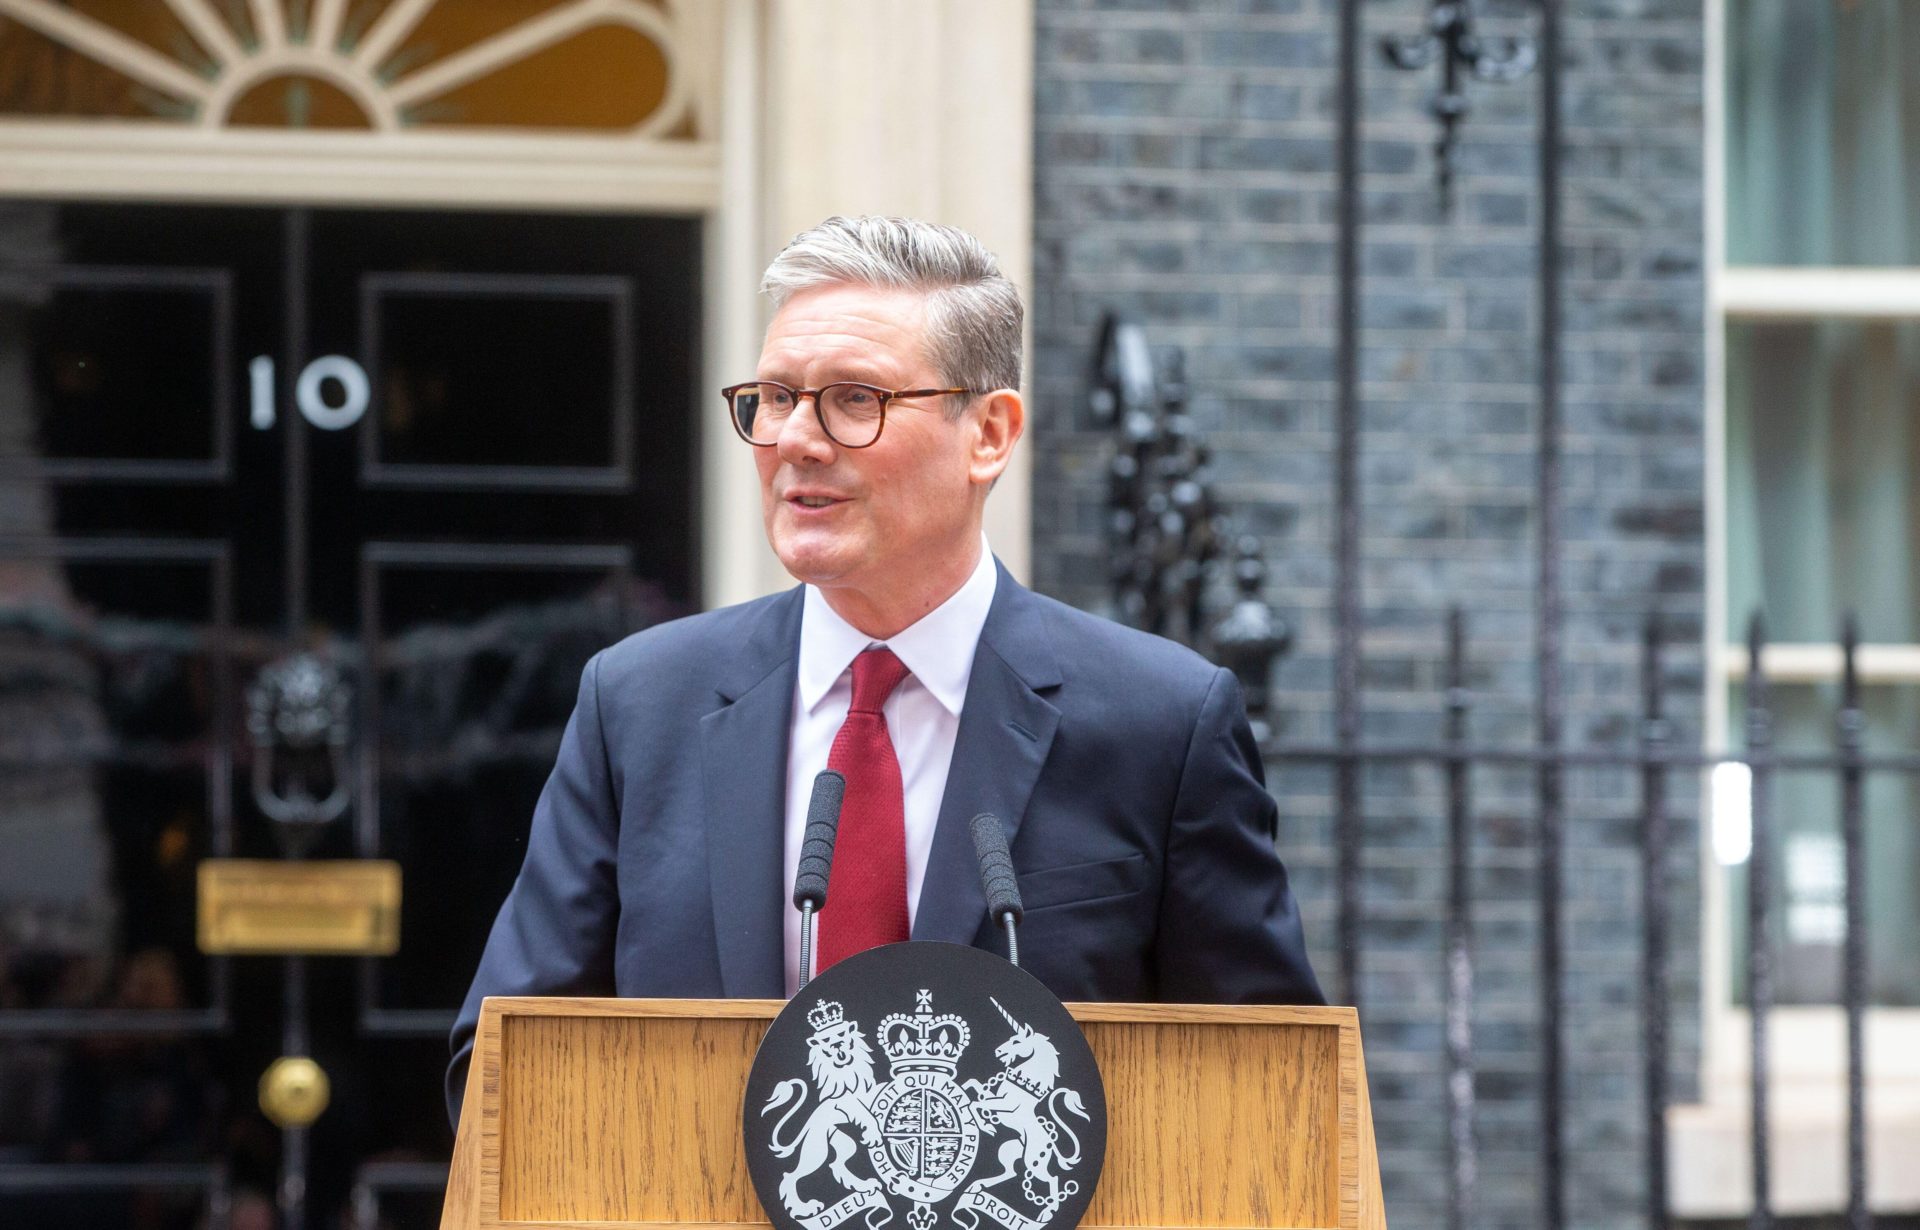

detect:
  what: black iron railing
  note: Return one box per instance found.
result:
[1257,613,1906,1230]
[1094,317,1902,1227]
[1097,303,1902,1225]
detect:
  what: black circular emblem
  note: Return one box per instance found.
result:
[744,942,1107,1230]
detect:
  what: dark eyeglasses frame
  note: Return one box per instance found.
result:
[721,380,975,449]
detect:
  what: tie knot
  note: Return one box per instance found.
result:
[848,647,910,714]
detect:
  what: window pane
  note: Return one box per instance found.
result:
[1725,319,1920,644]
[1723,683,1920,1007]
[369,561,642,1013]
[0,555,221,1016]
[370,281,624,472]
[19,276,225,468]
[1726,0,1920,266]
[0,8,206,122]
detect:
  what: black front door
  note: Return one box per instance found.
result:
[0,200,700,1229]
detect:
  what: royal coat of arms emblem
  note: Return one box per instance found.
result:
[744,944,1106,1230]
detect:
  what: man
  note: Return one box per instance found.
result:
[447,216,1321,1125]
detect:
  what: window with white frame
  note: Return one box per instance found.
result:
[1645,1,1920,1216]
[1717,0,1920,1010]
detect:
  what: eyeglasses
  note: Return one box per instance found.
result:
[722,380,974,449]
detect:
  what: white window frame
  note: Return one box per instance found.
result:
[1688,0,1920,1216]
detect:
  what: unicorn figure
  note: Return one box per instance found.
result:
[961,998,1091,1215]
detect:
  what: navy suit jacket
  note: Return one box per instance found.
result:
[447,563,1322,1124]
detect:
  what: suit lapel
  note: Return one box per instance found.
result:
[912,566,1063,946]
[700,588,803,998]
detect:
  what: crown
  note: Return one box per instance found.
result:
[807,999,856,1038]
[879,990,971,1076]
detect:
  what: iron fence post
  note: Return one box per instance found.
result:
[1640,617,1671,1227]
[1444,609,1476,1230]
[1838,615,1869,1230]
[1744,614,1774,1230]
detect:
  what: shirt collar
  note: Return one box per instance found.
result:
[797,539,999,717]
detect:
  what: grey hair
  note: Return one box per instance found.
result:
[760,216,1023,411]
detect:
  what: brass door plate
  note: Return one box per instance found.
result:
[198,859,402,955]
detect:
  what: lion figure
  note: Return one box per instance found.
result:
[761,1007,884,1217]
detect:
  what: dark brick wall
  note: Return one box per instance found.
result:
[1028,2,1706,1226]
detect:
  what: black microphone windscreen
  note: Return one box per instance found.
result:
[793,770,846,910]
[968,812,1023,923]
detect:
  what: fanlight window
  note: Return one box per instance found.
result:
[0,0,690,134]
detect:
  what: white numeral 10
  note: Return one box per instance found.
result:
[249,355,371,431]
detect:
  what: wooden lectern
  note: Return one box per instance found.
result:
[442,998,1386,1230]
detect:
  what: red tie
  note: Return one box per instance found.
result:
[818,647,912,970]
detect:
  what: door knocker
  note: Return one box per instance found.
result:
[246,652,352,856]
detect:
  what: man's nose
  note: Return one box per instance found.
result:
[774,391,836,462]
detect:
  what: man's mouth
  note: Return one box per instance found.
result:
[788,494,844,508]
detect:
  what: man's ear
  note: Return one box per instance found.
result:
[967,388,1024,488]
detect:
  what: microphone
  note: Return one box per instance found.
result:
[793,769,846,990]
[968,813,1024,967]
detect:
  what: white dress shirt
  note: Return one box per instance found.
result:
[781,542,998,994]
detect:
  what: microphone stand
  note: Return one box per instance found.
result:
[799,902,818,991]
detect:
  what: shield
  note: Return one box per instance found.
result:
[868,1073,981,1205]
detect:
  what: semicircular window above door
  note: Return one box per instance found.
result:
[0,0,699,135]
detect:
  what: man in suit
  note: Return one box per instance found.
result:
[448,216,1322,1124]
